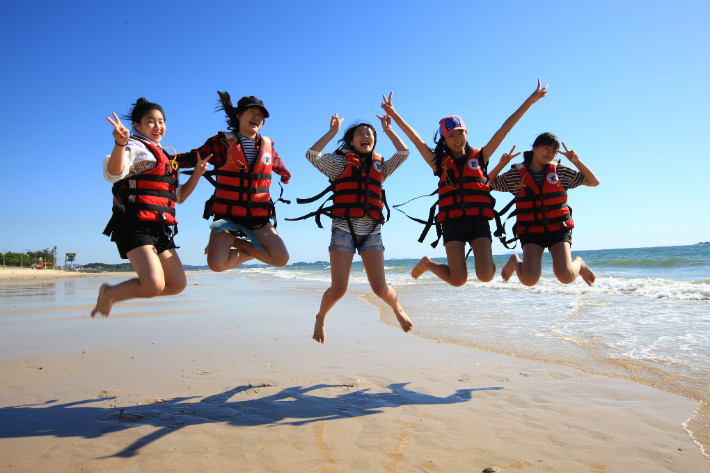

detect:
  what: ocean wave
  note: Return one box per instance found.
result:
[233,265,710,301]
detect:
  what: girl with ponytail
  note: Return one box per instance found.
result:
[176,91,291,272]
[92,98,211,317]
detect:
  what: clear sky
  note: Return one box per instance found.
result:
[1,0,708,265]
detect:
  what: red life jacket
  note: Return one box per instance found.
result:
[513,159,574,234]
[103,136,179,236]
[206,132,275,219]
[436,148,495,222]
[330,152,385,222]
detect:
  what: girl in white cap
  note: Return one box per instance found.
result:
[381,81,548,286]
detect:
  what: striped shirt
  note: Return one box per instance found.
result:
[306,148,409,235]
[491,162,585,195]
[237,133,258,166]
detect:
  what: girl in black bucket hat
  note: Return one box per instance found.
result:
[176,91,292,271]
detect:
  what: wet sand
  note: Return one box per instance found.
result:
[0,273,707,472]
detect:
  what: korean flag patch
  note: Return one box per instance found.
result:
[262,153,272,166]
[546,172,560,185]
[467,158,480,170]
[373,160,382,173]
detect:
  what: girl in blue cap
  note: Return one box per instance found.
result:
[381,80,547,286]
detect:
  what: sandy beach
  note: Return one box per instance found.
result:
[0,268,202,282]
[0,272,707,472]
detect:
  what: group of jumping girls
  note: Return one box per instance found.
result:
[93,81,600,344]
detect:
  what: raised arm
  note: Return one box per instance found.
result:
[177,152,212,203]
[380,92,436,171]
[480,80,548,163]
[105,113,131,176]
[375,111,408,152]
[310,114,345,153]
[558,142,600,187]
[488,145,520,182]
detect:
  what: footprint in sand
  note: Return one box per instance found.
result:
[591,464,607,473]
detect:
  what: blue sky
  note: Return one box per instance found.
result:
[1,0,708,265]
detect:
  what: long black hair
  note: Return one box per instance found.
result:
[216,91,240,131]
[122,98,165,131]
[524,132,560,164]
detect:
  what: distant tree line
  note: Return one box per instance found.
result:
[2,247,57,268]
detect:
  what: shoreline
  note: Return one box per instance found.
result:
[0,272,707,471]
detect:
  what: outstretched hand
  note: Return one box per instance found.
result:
[528,79,549,104]
[376,113,392,131]
[329,113,345,134]
[194,152,212,176]
[380,92,396,116]
[499,145,521,167]
[557,142,579,163]
[106,112,130,145]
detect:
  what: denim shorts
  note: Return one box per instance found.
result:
[329,227,385,254]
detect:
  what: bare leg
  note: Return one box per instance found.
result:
[501,244,545,286]
[549,241,596,286]
[206,231,254,272]
[361,250,413,333]
[314,250,354,344]
[470,237,496,282]
[411,241,468,287]
[91,246,187,317]
[229,223,289,267]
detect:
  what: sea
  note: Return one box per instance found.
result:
[235,244,710,458]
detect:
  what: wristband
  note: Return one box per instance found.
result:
[115,140,128,147]
[382,127,392,132]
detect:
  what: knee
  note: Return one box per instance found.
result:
[451,277,467,287]
[519,274,540,287]
[171,278,187,294]
[142,279,165,297]
[329,285,348,300]
[476,268,496,283]
[271,253,289,268]
[555,270,576,285]
[372,284,390,299]
[207,256,227,273]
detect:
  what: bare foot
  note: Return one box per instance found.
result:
[500,255,519,282]
[394,306,413,333]
[91,284,113,318]
[577,258,596,286]
[313,317,326,343]
[411,256,431,279]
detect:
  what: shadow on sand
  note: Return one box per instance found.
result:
[1,382,502,458]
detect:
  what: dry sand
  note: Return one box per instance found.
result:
[0,268,202,282]
[0,273,707,472]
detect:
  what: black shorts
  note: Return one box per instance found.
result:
[213,214,271,231]
[111,222,177,259]
[441,217,492,245]
[519,228,573,250]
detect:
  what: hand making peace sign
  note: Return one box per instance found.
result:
[329,113,345,134]
[380,92,396,117]
[193,152,213,177]
[556,142,579,164]
[376,112,392,131]
[499,145,521,167]
[106,113,130,146]
[528,79,549,104]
